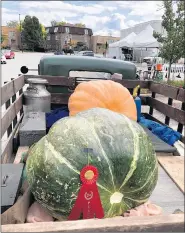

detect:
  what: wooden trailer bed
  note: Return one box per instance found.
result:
[1,75,184,232]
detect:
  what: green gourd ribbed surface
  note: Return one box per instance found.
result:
[26,108,158,220]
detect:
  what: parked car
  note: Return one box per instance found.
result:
[1,54,7,64]
[77,51,94,57]
[3,50,15,59]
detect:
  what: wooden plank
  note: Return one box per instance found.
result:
[158,155,184,193]
[177,88,185,102]
[1,114,23,164]
[112,79,150,89]
[1,188,31,225]
[1,76,25,106]
[1,82,14,106]
[150,165,184,214]
[150,82,179,100]
[51,93,71,105]
[146,97,185,125]
[2,215,184,232]
[24,75,76,87]
[14,75,25,94]
[14,146,29,164]
[1,94,23,138]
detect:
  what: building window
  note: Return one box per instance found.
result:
[54,27,58,33]
[84,29,88,35]
[65,27,70,33]
[47,35,50,40]
[46,28,49,33]
[55,34,59,40]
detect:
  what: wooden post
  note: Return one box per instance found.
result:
[149,92,156,115]
[11,78,18,128]
[4,81,12,137]
[165,98,173,125]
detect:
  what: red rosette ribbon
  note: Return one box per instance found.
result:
[68,165,104,220]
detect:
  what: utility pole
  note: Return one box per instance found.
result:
[19,14,23,52]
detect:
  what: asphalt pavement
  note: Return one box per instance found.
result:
[1,52,52,84]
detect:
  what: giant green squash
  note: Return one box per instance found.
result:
[26,108,158,220]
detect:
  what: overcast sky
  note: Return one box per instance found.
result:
[2,1,164,36]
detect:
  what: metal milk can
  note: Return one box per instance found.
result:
[23,78,51,113]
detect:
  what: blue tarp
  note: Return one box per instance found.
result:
[46,107,69,128]
[139,116,182,146]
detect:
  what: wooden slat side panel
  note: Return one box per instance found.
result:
[177,88,185,102]
[24,75,76,87]
[1,76,25,106]
[1,95,23,138]
[2,215,184,232]
[1,115,23,164]
[146,97,185,125]
[14,75,25,93]
[51,93,71,105]
[150,82,179,99]
[24,75,150,89]
[112,79,150,88]
[1,82,14,106]
[50,94,148,106]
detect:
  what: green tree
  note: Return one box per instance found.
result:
[153,0,184,81]
[1,34,7,43]
[16,20,23,31]
[56,21,67,26]
[6,20,19,28]
[22,15,45,51]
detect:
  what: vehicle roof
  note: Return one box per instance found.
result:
[39,55,136,79]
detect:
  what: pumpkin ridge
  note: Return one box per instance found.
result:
[78,114,116,191]
[119,115,139,190]
[45,137,80,175]
[123,160,158,195]
[46,135,113,195]
[124,196,149,203]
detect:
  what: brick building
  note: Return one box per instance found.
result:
[45,24,93,51]
[1,26,20,50]
[92,35,120,54]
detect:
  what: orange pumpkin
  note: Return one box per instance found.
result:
[68,80,137,121]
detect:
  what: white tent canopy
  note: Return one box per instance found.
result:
[107,25,161,60]
[109,32,136,48]
[119,32,136,47]
[132,25,160,48]
[109,40,120,48]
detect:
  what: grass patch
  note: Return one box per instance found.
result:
[155,80,185,88]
